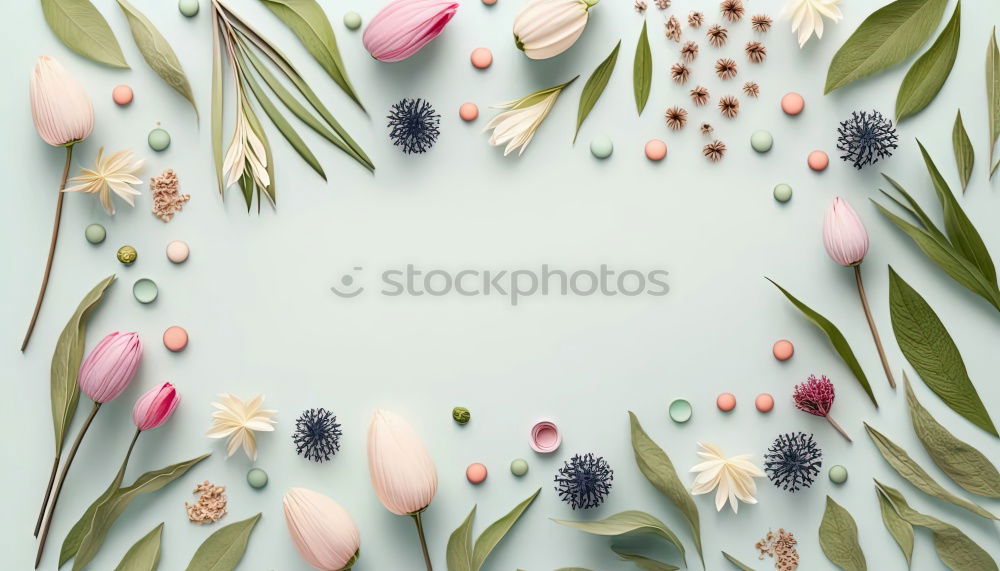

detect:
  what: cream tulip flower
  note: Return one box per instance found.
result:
[690,441,765,513]
[780,0,842,48]
[206,394,277,460]
[485,77,576,156]
[514,0,600,59]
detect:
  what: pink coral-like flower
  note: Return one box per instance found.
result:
[78,332,142,403]
[363,0,459,62]
[132,382,180,431]
[793,375,851,442]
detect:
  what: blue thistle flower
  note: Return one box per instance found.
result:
[836,110,898,169]
[554,453,614,509]
[292,408,342,463]
[764,432,822,492]
[387,98,440,154]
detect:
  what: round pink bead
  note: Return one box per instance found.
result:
[466,462,487,484]
[755,393,775,413]
[716,392,736,412]
[808,150,830,171]
[112,85,134,106]
[482,0,497,5]
[781,92,804,115]
[459,102,479,122]
[470,48,493,69]
[644,139,667,161]
[163,326,188,352]
[772,339,794,361]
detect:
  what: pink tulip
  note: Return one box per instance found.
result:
[823,197,869,266]
[132,382,179,431]
[79,332,142,403]
[367,409,438,515]
[30,56,93,146]
[363,0,459,62]
[283,488,360,570]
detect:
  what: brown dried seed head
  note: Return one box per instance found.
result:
[664,15,682,42]
[704,140,727,161]
[745,41,767,63]
[681,41,699,62]
[720,0,744,22]
[690,85,710,106]
[688,11,704,28]
[751,14,773,33]
[718,95,740,118]
[742,81,760,98]
[634,0,647,14]
[655,0,671,9]
[700,123,714,135]
[707,25,728,47]
[671,63,691,84]
[664,106,688,130]
[715,58,738,80]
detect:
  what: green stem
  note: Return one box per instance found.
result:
[854,264,896,389]
[411,511,433,571]
[33,455,60,537]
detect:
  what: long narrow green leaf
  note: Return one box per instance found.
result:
[552,510,686,565]
[185,513,261,571]
[722,552,755,571]
[952,111,975,192]
[612,547,680,571]
[114,523,163,571]
[211,7,225,194]
[633,21,651,115]
[446,506,475,571]
[471,489,540,570]
[41,0,129,68]
[896,1,961,121]
[876,485,914,567]
[818,496,867,571]
[575,41,620,142]
[988,27,999,178]
[881,175,947,242]
[242,99,276,208]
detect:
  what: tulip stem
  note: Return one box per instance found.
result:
[411,511,433,571]
[826,414,853,443]
[35,400,100,569]
[854,265,896,389]
[21,144,74,352]
[33,455,60,537]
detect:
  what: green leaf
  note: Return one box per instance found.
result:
[68,454,210,570]
[258,0,364,111]
[988,28,999,178]
[722,551,755,571]
[818,496,867,571]
[952,111,975,191]
[211,7,225,194]
[242,99,276,208]
[114,523,163,571]
[825,0,947,93]
[611,547,680,571]
[766,279,877,406]
[633,21,651,115]
[888,267,997,436]
[864,423,996,520]
[446,506,475,571]
[575,41,620,142]
[903,373,1000,497]
[51,275,115,455]
[116,0,197,116]
[185,513,261,571]
[552,510,685,565]
[876,487,914,567]
[896,1,961,121]
[41,0,128,68]
[875,481,998,571]
[471,489,539,570]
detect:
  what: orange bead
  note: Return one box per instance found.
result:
[716,392,736,412]
[772,339,794,361]
[755,393,775,412]
[459,102,479,122]
[644,139,667,161]
[808,150,829,171]
[163,326,188,352]
[466,462,487,484]
[781,92,804,115]
[112,85,133,105]
[470,48,493,69]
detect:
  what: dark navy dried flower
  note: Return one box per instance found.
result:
[555,453,613,509]
[764,432,822,492]
[387,98,440,154]
[836,110,898,169]
[293,408,342,463]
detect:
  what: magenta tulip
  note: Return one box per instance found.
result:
[79,331,142,403]
[363,0,458,62]
[133,382,180,431]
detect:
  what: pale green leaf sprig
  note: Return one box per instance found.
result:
[896,1,961,121]
[446,489,540,571]
[186,513,262,570]
[818,496,867,571]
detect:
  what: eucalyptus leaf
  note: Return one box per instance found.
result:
[471,489,539,570]
[988,28,999,178]
[552,510,685,565]
[952,111,975,191]
[258,0,363,110]
[628,412,703,567]
[116,0,197,116]
[722,551,755,571]
[766,279,877,406]
[896,1,960,121]
[825,0,947,93]
[888,267,996,436]
[611,547,679,571]
[41,0,129,68]
[876,479,914,567]
[863,423,996,520]
[575,41,620,142]
[903,373,1000,497]
[114,523,163,571]
[818,496,867,571]
[875,481,998,571]
[633,21,651,115]
[186,513,261,571]
[446,506,475,571]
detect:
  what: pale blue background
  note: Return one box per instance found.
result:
[2,0,999,569]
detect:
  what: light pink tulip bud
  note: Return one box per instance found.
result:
[363,0,458,62]
[132,382,179,431]
[367,409,437,515]
[78,332,142,403]
[283,488,361,570]
[29,56,94,146]
[823,197,869,266]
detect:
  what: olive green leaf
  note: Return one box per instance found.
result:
[864,423,996,520]
[903,373,1000,497]
[825,0,947,93]
[210,7,225,194]
[875,480,998,571]
[628,412,703,567]
[876,488,914,569]
[553,510,685,566]
[766,279,877,406]
[446,489,540,571]
[896,1,960,121]
[818,496,867,571]
[988,28,999,178]
[258,0,363,111]
[575,40,621,143]
[116,0,197,116]
[186,512,261,571]
[612,547,680,571]
[722,551,755,570]
[888,268,996,436]
[952,111,975,192]
[633,21,652,115]
[114,523,162,571]
[446,506,475,571]
[41,0,128,68]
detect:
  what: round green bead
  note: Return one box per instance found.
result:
[668,399,692,423]
[773,183,793,203]
[117,245,138,265]
[590,135,613,159]
[247,468,268,489]
[85,223,106,244]
[750,130,773,153]
[178,0,199,17]
[829,465,848,484]
[343,11,362,30]
[452,406,471,424]
[510,458,529,477]
[148,128,171,152]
